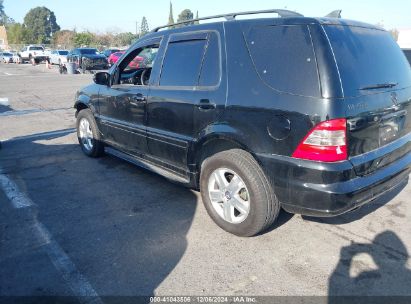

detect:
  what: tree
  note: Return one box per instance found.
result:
[94,32,115,47]
[389,29,399,41]
[53,30,76,48]
[140,16,149,37]
[0,0,14,26]
[114,32,137,46]
[194,11,199,25]
[168,2,175,26]
[177,9,194,26]
[23,7,60,44]
[6,23,26,44]
[73,32,94,47]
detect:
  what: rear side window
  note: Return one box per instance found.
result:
[325,26,411,97]
[199,33,220,87]
[245,25,320,97]
[160,39,207,87]
[160,32,221,87]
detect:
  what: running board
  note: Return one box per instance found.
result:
[105,147,190,184]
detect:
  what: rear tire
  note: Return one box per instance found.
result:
[76,109,105,158]
[200,149,280,237]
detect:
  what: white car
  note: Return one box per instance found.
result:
[49,50,69,65]
[1,51,13,63]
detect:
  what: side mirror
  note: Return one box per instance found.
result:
[94,72,110,86]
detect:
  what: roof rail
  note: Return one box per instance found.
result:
[325,10,342,18]
[151,9,304,32]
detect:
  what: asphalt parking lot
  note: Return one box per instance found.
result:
[1,63,411,302]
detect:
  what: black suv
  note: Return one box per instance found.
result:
[74,9,411,236]
[403,49,411,66]
[67,48,108,73]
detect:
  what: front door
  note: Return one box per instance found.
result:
[98,39,162,154]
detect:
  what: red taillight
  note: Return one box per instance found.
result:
[292,118,347,162]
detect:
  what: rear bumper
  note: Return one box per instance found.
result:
[256,146,411,217]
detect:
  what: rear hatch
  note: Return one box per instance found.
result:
[324,24,411,176]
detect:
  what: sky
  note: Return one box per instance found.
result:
[3,0,411,34]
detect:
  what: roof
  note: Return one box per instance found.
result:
[142,16,382,41]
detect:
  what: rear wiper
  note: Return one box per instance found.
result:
[359,82,398,90]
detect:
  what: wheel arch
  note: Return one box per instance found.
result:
[74,95,91,117]
[189,124,255,173]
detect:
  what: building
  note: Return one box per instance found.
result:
[0,25,9,50]
[398,28,411,49]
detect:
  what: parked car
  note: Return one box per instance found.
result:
[50,50,69,65]
[67,48,108,73]
[12,52,21,64]
[19,45,47,63]
[103,48,121,58]
[403,49,411,66]
[74,9,411,236]
[0,51,13,63]
[108,51,125,66]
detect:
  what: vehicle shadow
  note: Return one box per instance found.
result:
[328,230,411,303]
[302,179,408,225]
[0,131,198,301]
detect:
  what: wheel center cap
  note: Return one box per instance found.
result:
[224,191,232,200]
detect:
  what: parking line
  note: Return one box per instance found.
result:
[0,173,103,304]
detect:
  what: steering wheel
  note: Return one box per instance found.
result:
[140,68,152,86]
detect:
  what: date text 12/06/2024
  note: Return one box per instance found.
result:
[149,296,257,303]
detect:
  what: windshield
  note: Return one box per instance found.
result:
[80,49,98,55]
[3,53,12,56]
[58,51,69,55]
[324,25,411,97]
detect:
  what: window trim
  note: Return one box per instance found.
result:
[155,30,222,91]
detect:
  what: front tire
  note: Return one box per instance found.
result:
[76,109,104,157]
[200,149,280,237]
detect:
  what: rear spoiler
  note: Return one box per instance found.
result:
[325,10,342,18]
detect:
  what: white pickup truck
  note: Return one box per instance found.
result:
[19,45,48,63]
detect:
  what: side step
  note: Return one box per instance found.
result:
[105,147,190,184]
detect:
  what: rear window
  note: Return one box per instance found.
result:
[29,47,44,51]
[324,26,411,97]
[245,25,320,97]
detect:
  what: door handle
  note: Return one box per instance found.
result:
[197,99,216,111]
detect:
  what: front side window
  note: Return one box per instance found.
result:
[116,44,159,86]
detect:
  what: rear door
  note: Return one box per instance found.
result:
[324,25,411,175]
[146,28,226,171]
